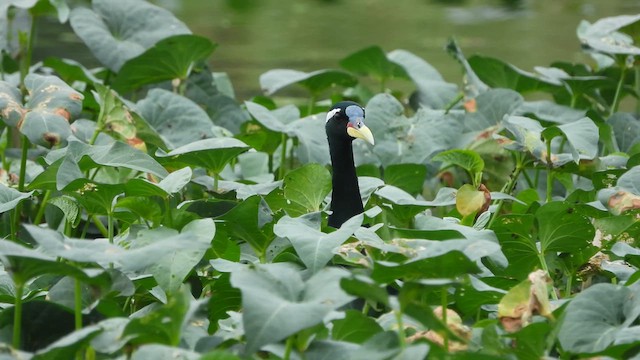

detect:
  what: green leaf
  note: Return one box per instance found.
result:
[226,262,353,354]
[69,0,191,71]
[467,55,560,93]
[131,344,200,360]
[433,149,485,177]
[216,195,274,257]
[32,325,102,360]
[245,101,299,133]
[332,310,383,343]
[274,213,362,273]
[123,286,193,346]
[259,69,357,96]
[283,164,332,214]
[155,137,249,174]
[577,14,640,55]
[465,89,523,132]
[388,49,458,109]
[137,88,225,150]
[114,34,216,92]
[0,239,90,284]
[0,184,33,213]
[558,283,640,354]
[119,219,214,293]
[339,46,409,82]
[536,201,594,253]
[383,163,427,195]
[0,75,83,147]
[609,113,640,153]
[46,140,169,178]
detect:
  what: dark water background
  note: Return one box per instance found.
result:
[36,0,640,100]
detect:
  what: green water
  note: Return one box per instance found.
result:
[176,0,640,99]
[31,0,640,100]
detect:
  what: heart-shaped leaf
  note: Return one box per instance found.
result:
[69,0,190,71]
[283,163,332,214]
[114,34,216,92]
[155,137,249,174]
[259,69,357,96]
[0,184,33,213]
[274,213,362,273]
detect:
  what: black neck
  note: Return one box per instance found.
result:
[328,138,363,228]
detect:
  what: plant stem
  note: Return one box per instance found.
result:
[362,301,370,315]
[441,288,449,352]
[635,67,640,115]
[33,190,51,225]
[74,278,83,330]
[487,153,524,229]
[564,273,573,298]
[545,139,553,203]
[91,214,109,238]
[213,173,219,193]
[12,281,24,349]
[19,13,37,94]
[13,135,30,239]
[394,309,406,349]
[537,252,559,301]
[278,134,288,180]
[18,135,28,192]
[164,197,173,228]
[444,92,464,114]
[107,211,114,244]
[609,64,627,117]
[283,335,294,360]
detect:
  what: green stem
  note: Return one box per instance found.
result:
[213,173,219,193]
[444,92,464,114]
[91,214,109,238]
[74,278,82,331]
[564,273,573,298]
[635,67,640,115]
[13,135,30,239]
[33,190,51,225]
[283,335,294,360]
[362,301,370,315]
[278,133,288,180]
[545,139,553,203]
[164,197,173,228]
[19,13,37,93]
[107,211,114,244]
[18,135,28,192]
[395,309,406,349]
[441,288,449,352]
[609,64,627,117]
[12,281,24,349]
[487,154,524,229]
[538,253,559,301]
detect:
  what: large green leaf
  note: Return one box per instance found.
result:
[130,344,200,360]
[0,74,83,148]
[0,184,33,213]
[609,113,640,153]
[339,46,409,82]
[137,89,223,150]
[155,137,249,174]
[216,195,274,258]
[283,164,331,214]
[0,239,90,283]
[223,262,353,354]
[577,14,640,55]
[536,201,594,254]
[467,55,560,93]
[259,69,357,96]
[46,140,169,178]
[388,49,458,109]
[118,219,214,293]
[558,283,640,354]
[69,0,190,71]
[464,89,523,132]
[331,310,383,344]
[32,325,102,360]
[274,213,362,273]
[114,34,216,92]
[123,286,192,346]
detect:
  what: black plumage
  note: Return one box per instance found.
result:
[325,101,375,228]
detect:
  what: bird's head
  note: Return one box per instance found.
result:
[325,101,375,145]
